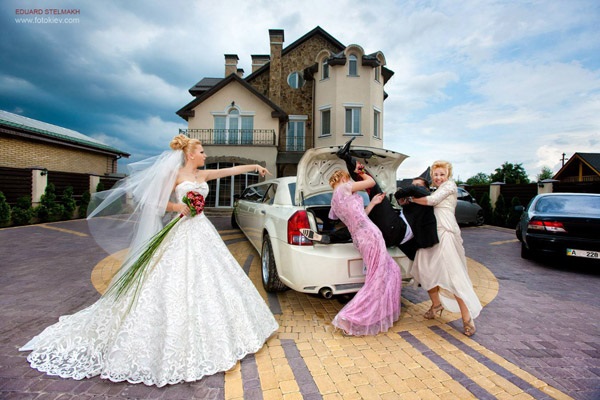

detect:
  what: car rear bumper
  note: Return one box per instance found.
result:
[273,240,412,295]
[525,233,600,258]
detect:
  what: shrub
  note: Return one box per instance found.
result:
[36,183,64,222]
[96,181,105,192]
[12,196,34,226]
[479,192,493,225]
[492,194,508,227]
[507,197,523,228]
[79,190,91,218]
[0,191,10,226]
[61,186,77,220]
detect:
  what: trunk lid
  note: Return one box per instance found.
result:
[295,144,408,206]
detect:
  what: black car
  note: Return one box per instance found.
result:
[515,193,600,261]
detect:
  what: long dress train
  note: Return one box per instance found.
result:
[329,182,401,336]
[20,181,279,387]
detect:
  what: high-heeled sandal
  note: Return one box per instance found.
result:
[463,318,476,337]
[424,303,444,319]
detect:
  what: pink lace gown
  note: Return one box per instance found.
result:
[329,182,402,335]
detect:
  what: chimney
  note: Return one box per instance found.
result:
[251,54,270,73]
[236,68,244,78]
[224,54,239,77]
[268,29,284,104]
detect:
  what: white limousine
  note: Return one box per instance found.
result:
[232,145,413,298]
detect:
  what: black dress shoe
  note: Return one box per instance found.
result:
[300,228,331,244]
[336,137,356,158]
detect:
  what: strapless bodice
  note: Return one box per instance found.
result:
[175,181,209,203]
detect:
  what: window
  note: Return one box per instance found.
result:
[287,71,305,89]
[374,66,380,82]
[373,110,380,139]
[241,116,253,144]
[345,107,361,135]
[287,120,305,151]
[213,109,254,145]
[321,109,331,136]
[206,162,259,207]
[322,59,329,80]
[348,54,358,76]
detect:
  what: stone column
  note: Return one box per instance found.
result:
[490,182,504,209]
[90,175,100,194]
[31,168,48,206]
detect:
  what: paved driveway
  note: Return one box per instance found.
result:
[0,218,598,399]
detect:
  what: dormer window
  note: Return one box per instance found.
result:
[348,54,358,76]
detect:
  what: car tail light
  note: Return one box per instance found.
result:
[287,211,312,246]
[527,220,567,233]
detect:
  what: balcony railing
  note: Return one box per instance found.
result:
[180,129,276,146]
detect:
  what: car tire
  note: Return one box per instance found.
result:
[261,236,287,293]
[521,242,532,260]
[475,210,485,226]
[231,212,239,229]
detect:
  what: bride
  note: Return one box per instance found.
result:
[19,134,279,387]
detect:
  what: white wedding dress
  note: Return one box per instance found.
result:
[20,181,279,387]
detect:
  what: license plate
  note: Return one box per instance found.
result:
[566,248,600,259]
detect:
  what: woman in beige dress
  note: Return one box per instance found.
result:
[409,160,482,336]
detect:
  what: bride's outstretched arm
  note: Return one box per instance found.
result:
[201,164,271,181]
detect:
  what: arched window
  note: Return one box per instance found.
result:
[322,58,329,80]
[348,54,358,76]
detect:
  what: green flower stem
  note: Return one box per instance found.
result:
[104,215,182,311]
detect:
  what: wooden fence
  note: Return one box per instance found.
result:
[0,167,33,204]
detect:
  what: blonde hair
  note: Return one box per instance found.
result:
[169,134,201,158]
[329,170,350,188]
[431,160,453,179]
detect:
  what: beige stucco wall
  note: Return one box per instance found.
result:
[186,80,279,177]
[0,135,117,175]
[314,49,385,150]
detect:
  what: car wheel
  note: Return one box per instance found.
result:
[231,211,239,229]
[475,210,485,226]
[521,242,532,260]
[515,225,522,241]
[261,236,287,293]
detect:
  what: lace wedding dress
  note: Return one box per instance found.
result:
[20,181,279,387]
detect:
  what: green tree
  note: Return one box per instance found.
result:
[492,194,508,227]
[36,183,65,222]
[490,162,530,184]
[536,166,554,181]
[479,192,493,225]
[466,172,490,185]
[61,186,77,220]
[96,181,105,192]
[11,196,34,226]
[0,192,10,226]
[507,197,523,228]
[79,190,91,218]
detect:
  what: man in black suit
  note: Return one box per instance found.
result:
[300,138,438,260]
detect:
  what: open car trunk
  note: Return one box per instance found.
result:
[296,144,408,243]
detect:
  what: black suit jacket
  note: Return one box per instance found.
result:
[395,185,439,260]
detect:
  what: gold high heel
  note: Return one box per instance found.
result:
[424,303,444,319]
[463,318,476,337]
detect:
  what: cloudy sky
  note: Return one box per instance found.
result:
[2,0,599,182]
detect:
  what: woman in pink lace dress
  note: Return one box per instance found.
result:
[328,169,402,336]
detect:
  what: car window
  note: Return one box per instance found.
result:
[534,195,600,215]
[457,188,472,202]
[241,185,266,202]
[262,184,277,205]
[289,182,370,206]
